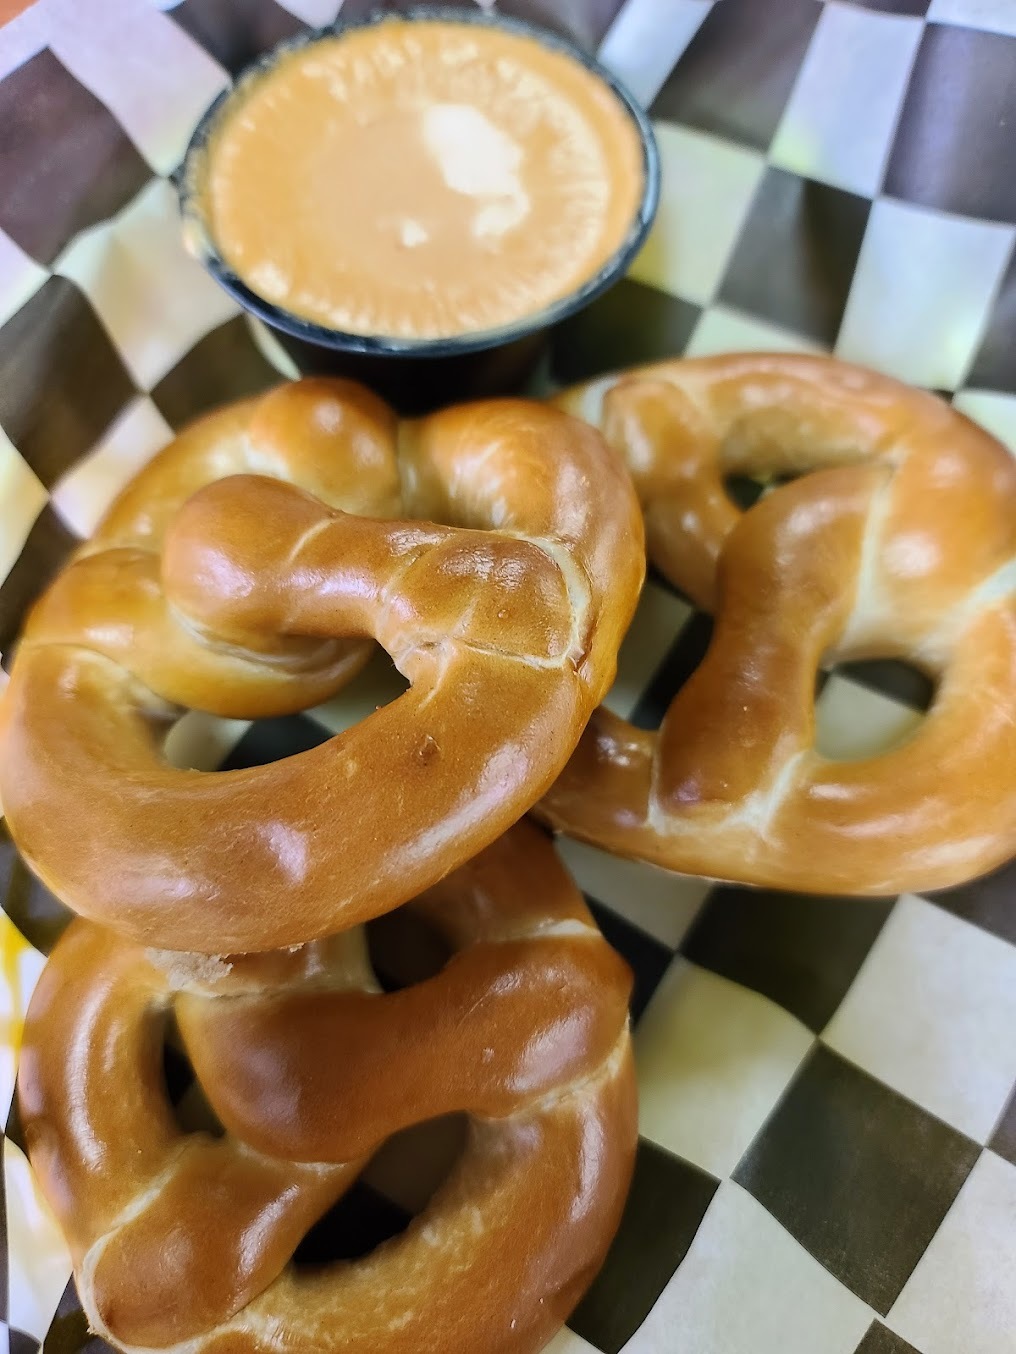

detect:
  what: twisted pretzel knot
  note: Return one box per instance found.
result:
[541,354,1016,895]
[19,822,636,1354]
[0,379,644,952]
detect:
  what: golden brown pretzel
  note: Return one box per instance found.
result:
[540,353,1016,895]
[48,380,403,715]
[0,380,644,952]
[19,821,636,1354]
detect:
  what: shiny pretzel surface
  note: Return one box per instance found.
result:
[540,353,1016,895]
[0,379,644,952]
[19,821,636,1354]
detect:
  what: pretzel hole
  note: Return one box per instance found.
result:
[815,659,933,760]
[292,1113,468,1267]
[161,1011,226,1139]
[832,659,935,713]
[293,907,466,1266]
[633,604,934,763]
[164,651,410,772]
[722,472,800,510]
[723,473,767,510]
[367,908,453,992]
[309,649,411,741]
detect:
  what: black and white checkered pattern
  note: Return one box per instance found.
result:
[1,1,1015,1352]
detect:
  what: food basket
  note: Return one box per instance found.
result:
[0,2,1013,1352]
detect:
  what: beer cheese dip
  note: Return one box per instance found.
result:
[194,17,646,340]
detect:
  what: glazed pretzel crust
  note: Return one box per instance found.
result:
[18,822,636,1354]
[540,354,1016,895]
[0,380,644,952]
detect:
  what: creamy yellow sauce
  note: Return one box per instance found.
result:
[200,19,645,340]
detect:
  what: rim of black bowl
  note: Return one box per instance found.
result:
[177,4,661,360]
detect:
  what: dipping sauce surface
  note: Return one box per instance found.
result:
[198,19,646,340]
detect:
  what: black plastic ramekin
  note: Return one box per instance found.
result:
[178,6,660,415]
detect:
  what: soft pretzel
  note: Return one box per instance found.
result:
[39,380,404,714]
[0,380,644,952]
[539,353,1016,895]
[18,821,636,1354]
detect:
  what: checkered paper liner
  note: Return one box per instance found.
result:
[1,0,1015,1351]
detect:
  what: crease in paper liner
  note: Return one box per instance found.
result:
[0,912,70,1341]
[5,1138,72,1341]
[0,911,47,1122]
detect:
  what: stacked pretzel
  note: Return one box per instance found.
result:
[6,355,1016,1354]
[5,380,645,1354]
[1,380,644,951]
[20,822,635,1354]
